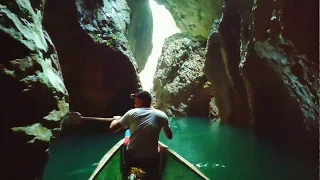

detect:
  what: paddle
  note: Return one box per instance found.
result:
[62,112,121,126]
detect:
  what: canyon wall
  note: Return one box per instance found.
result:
[43,0,141,117]
[0,1,69,178]
[153,33,218,119]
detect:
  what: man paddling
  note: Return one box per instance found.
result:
[65,91,173,179]
[109,91,173,179]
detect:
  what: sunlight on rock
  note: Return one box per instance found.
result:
[139,0,180,91]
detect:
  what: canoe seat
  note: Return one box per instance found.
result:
[121,145,164,180]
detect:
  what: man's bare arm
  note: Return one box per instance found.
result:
[80,115,123,132]
[163,122,173,140]
[109,119,123,132]
[62,112,121,125]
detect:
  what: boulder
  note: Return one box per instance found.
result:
[153,33,216,118]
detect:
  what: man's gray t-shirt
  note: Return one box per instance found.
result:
[118,108,169,159]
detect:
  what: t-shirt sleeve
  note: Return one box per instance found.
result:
[118,110,131,129]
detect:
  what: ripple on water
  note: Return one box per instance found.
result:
[194,162,226,169]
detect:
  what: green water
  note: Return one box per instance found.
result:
[44,118,317,180]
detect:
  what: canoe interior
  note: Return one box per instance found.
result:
[93,150,123,180]
[162,151,208,180]
[89,139,124,180]
[89,139,209,180]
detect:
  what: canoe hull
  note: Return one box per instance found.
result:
[89,139,209,180]
[89,139,124,180]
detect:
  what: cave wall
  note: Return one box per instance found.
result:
[242,0,319,158]
[1,0,144,178]
[204,0,255,126]
[0,0,69,179]
[204,0,319,160]
[126,0,153,72]
[43,0,142,117]
[153,33,218,119]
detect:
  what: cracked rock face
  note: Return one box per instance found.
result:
[43,0,141,117]
[0,0,69,179]
[153,33,217,118]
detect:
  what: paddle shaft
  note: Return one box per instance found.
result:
[81,117,115,122]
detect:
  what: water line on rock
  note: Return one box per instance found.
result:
[139,0,180,92]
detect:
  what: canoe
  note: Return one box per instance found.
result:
[88,138,210,180]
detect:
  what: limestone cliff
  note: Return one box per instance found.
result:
[43,0,142,117]
[0,0,69,179]
[204,0,319,159]
[153,33,218,118]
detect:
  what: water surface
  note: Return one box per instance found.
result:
[44,117,317,180]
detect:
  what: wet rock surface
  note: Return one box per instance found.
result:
[43,0,141,117]
[153,33,217,119]
[204,0,319,161]
[204,9,252,127]
[0,1,69,179]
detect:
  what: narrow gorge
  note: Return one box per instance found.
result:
[1,0,318,179]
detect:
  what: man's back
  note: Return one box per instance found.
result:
[119,107,169,159]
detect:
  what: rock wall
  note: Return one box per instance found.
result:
[242,0,318,159]
[0,0,69,179]
[154,0,224,38]
[204,7,253,127]
[153,33,218,119]
[126,0,153,72]
[43,0,141,117]
[204,0,319,159]
[1,0,144,178]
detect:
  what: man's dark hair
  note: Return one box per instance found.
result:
[132,91,152,107]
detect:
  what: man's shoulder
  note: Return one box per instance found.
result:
[123,109,136,118]
[129,108,168,118]
[127,109,136,112]
[151,108,168,118]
